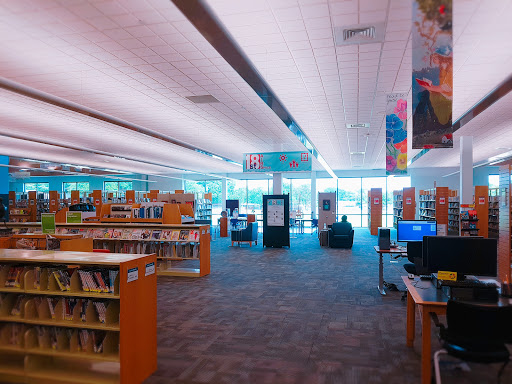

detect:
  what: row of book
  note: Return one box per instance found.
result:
[95,241,200,259]
[2,323,113,354]
[1,294,115,325]
[12,227,203,242]
[3,265,24,288]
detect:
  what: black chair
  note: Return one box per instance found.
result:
[231,222,258,247]
[310,219,318,235]
[431,299,512,384]
[328,222,354,248]
[403,241,424,275]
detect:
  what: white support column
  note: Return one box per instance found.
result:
[460,136,473,204]
[273,173,283,194]
[311,171,317,219]
[221,177,227,211]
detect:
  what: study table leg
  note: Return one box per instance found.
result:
[406,290,415,347]
[421,305,432,384]
[377,252,386,295]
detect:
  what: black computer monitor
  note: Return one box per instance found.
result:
[397,220,437,242]
[422,236,497,278]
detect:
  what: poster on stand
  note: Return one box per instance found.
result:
[267,199,284,227]
[412,0,453,149]
[386,93,408,175]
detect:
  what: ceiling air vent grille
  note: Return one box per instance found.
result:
[335,23,385,46]
[344,26,375,41]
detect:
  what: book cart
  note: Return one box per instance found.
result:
[3,223,210,278]
[0,249,157,384]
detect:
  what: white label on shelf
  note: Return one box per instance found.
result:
[406,198,412,205]
[30,200,34,205]
[145,262,155,276]
[8,200,13,206]
[95,199,100,205]
[439,197,446,204]
[51,200,55,205]
[373,197,379,205]
[127,267,138,282]
[479,197,485,205]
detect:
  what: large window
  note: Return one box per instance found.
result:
[337,178,362,226]
[23,183,49,193]
[63,182,89,194]
[104,181,132,191]
[311,176,411,228]
[489,175,499,189]
[184,180,206,195]
[227,180,247,214]
[290,179,311,215]
[205,180,222,220]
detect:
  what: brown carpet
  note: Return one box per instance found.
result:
[146,228,511,384]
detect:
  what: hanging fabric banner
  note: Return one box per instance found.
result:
[412,0,453,149]
[386,93,408,175]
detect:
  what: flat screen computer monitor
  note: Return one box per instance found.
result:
[397,220,437,242]
[422,236,497,278]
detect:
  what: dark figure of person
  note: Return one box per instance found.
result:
[340,215,352,231]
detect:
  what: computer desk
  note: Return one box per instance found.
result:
[373,246,407,295]
[402,276,512,384]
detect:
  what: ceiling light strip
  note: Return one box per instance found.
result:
[409,74,512,165]
[172,0,337,179]
[0,132,225,179]
[0,76,240,166]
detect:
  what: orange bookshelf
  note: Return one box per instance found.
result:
[0,249,157,383]
[367,188,382,236]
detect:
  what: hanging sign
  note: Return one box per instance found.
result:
[386,93,408,175]
[243,152,312,173]
[412,0,453,149]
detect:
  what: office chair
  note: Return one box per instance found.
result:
[403,241,424,275]
[310,219,318,235]
[431,299,512,384]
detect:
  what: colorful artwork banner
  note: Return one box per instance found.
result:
[386,93,408,175]
[412,0,453,149]
[243,152,312,173]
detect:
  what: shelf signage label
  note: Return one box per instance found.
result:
[373,197,379,205]
[127,267,138,283]
[41,213,56,234]
[30,200,34,205]
[478,197,485,205]
[406,197,412,205]
[439,197,446,205]
[145,262,155,276]
[243,151,311,173]
[66,211,82,224]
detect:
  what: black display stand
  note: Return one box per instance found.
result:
[263,194,290,248]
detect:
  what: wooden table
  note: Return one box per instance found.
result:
[373,245,407,295]
[402,276,448,384]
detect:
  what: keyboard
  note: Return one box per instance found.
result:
[440,280,498,289]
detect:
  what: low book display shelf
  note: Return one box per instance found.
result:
[0,249,157,384]
[4,223,210,278]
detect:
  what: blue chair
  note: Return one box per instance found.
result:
[231,222,258,247]
[311,219,318,235]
